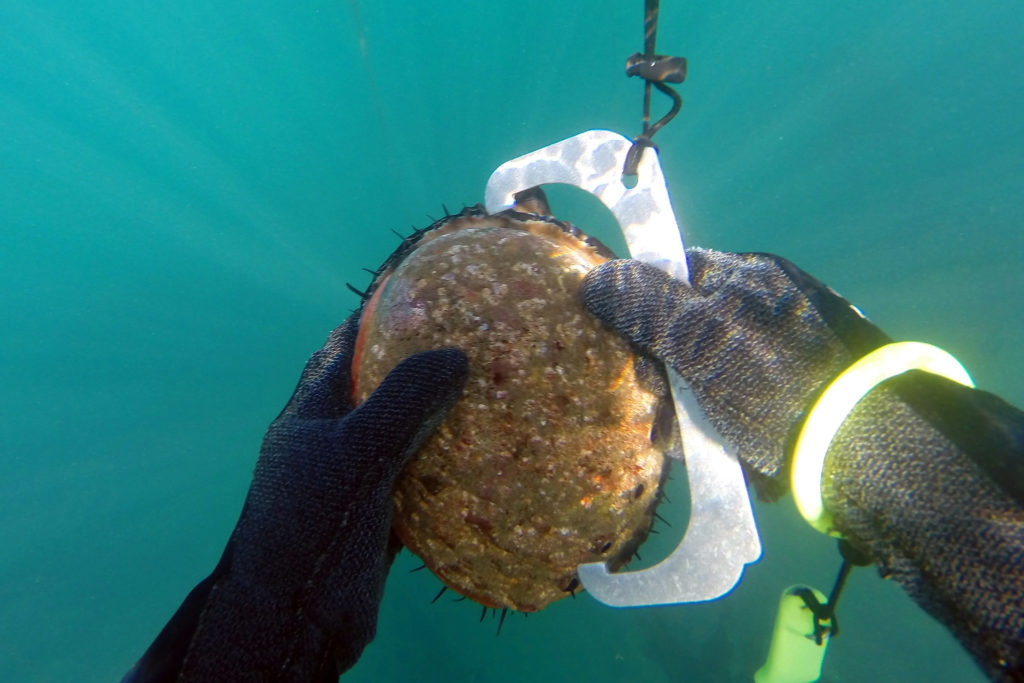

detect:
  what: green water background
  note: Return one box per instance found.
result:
[2,1,1022,680]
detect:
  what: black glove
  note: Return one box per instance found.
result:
[122,317,468,682]
[580,249,1024,682]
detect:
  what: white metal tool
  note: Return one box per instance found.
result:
[485,129,761,607]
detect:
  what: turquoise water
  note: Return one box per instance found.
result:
[2,1,1021,680]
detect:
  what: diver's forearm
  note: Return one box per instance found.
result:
[821,380,1024,682]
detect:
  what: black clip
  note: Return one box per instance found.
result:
[625,53,687,83]
[622,0,687,178]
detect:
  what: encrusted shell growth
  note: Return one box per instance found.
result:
[352,204,668,612]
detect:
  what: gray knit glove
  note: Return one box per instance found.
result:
[580,250,1024,682]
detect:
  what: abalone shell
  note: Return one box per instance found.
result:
[352,204,668,612]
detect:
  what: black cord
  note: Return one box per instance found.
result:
[792,539,873,645]
[623,0,687,177]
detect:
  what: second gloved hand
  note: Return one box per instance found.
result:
[579,248,890,497]
[123,318,469,682]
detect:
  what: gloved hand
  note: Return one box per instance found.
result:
[123,317,468,682]
[580,249,1024,682]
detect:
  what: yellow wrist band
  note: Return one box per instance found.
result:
[790,341,975,536]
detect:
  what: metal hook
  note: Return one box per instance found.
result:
[622,0,688,177]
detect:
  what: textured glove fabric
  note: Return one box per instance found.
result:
[123,318,468,682]
[579,249,890,498]
[581,250,1024,681]
[827,374,1024,681]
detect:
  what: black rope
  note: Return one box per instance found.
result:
[623,0,687,177]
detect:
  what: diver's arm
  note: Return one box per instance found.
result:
[824,368,1024,682]
[580,251,1024,682]
[121,319,468,682]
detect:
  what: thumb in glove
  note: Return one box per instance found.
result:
[123,315,468,682]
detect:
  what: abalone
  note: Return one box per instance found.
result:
[352,197,669,612]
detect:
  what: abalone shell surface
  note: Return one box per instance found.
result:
[352,207,667,612]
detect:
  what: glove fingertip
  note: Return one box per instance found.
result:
[581,259,644,317]
[383,348,470,412]
[581,259,689,347]
[347,348,469,476]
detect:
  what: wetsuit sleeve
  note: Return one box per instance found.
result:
[121,319,468,681]
[827,372,1024,682]
[580,251,1024,682]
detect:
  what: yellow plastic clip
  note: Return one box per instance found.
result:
[791,342,974,536]
[754,586,831,683]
